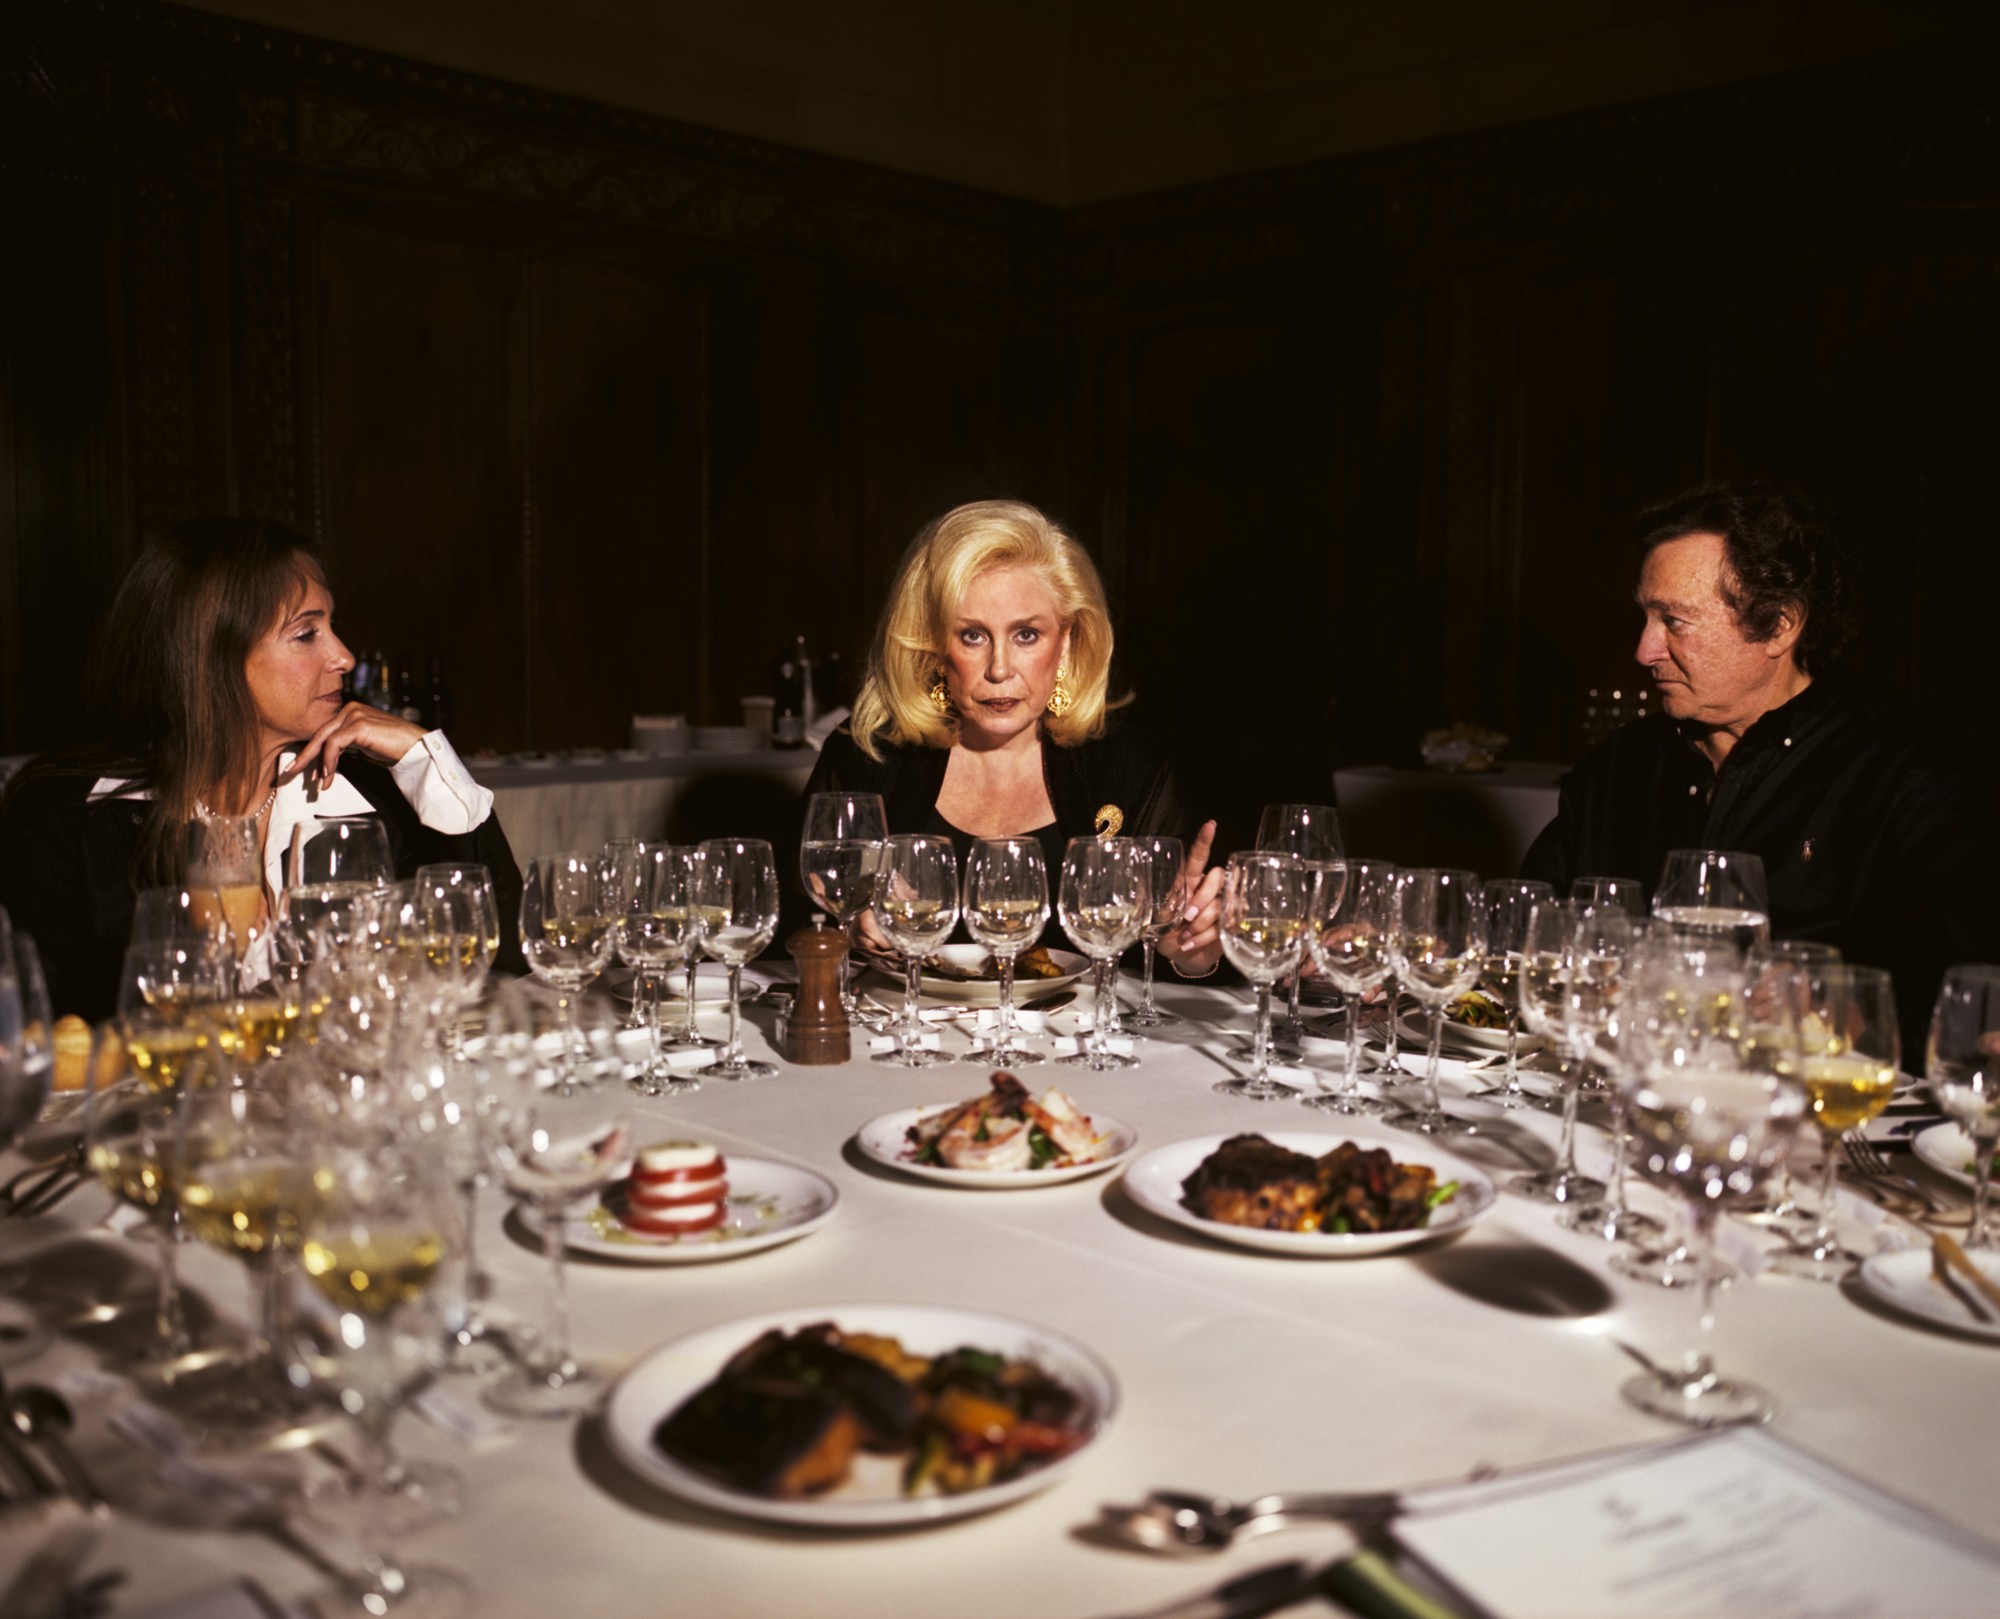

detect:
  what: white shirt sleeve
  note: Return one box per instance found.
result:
[389,731,495,836]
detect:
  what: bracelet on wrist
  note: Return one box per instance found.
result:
[1169,955,1220,980]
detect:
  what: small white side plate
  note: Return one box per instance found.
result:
[518,1156,837,1263]
[855,1104,1138,1188]
[1857,1247,2000,1342]
[1911,1121,1987,1191]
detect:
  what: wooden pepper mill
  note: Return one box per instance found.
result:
[782,922,851,1065]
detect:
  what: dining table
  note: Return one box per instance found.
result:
[2,974,1995,1619]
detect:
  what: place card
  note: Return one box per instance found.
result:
[1393,1428,2000,1618]
[867,1032,942,1054]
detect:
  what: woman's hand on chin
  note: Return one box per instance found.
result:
[1159,819,1224,977]
[282,703,428,790]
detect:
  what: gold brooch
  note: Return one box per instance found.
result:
[1093,804,1124,837]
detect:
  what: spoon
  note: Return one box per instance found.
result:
[2,1379,106,1513]
[1100,1487,1399,1553]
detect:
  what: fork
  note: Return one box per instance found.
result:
[1841,1134,1948,1216]
[1098,1487,1399,1553]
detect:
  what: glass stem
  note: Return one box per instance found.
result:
[1285,971,1303,1040]
[458,1178,486,1333]
[1250,981,1273,1083]
[1683,1203,1722,1395]
[1971,1129,1998,1249]
[995,952,1017,1050]
[156,1210,190,1360]
[1606,1091,1632,1215]
[901,954,925,1057]
[839,914,861,1016]
[1554,1056,1583,1187]
[538,1195,575,1376]
[1343,992,1365,1097]
[1424,1008,1446,1114]
[1139,938,1159,1017]
[1503,1012,1522,1097]
[678,958,701,1041]
[723,965,745,1066]
[1808,1134,1842,1256]
[1090,958,1114,1061]
[640,967,664,1091]
[1382,981,1402,1074]
[255,1251,286,1368]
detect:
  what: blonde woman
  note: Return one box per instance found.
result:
[804,499,1222,975]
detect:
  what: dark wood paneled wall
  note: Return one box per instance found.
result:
[5,1,1998,854]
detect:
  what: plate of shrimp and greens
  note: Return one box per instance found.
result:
[856,1072,1137,1188]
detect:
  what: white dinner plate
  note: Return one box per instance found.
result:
[1856,1248,2000,1342]
[855,1103,1138,1189]
[605,962,768,1005]
[1121,1131,1497,1257]
[1912,1122,1992,1191]
[871,945,1089,1007]
[1394,1007,1543,1056]
[603,1302,1118,1527]
[518,1156,837,1263]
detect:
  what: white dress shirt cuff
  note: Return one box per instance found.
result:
[390,731,495,836]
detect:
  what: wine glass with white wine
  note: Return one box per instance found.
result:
[694,838,782,1081]
[872,834,960,1070]
[1214,851,1310,1099]
[1058,837,1150,1073]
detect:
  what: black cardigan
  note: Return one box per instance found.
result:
[0,758,524,1021]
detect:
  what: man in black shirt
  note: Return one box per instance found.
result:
[1523,481,2000,1052]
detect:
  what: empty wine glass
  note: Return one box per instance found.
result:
[0,926,53,1156]
[1059,837,1150,1073]
[800,791,888,1022]
[1769,964,1899,1280]
[1302,858,1393,1116]
[300,815,395,889]
[1929,964,2000,1249]
[1214,851,1310,1098]
[612,845,705,1096]
[1126,835,1185,1028]
[1257,804,1343,1047]
[1652,849,1769,953]
[484,987,631,1418]
[1467,878,1553,1109]
[293,1139,472,1617]
[1570,875,1647,917]
[694,838,781,1080]
[963,837,1051,1066]
[1618,949,1807,1426]
[1509,900,1620,1203]
[600,838,646,1031]
[1382,869,1483,1136]
[872,834,960,1070]
[519,854,616,1088]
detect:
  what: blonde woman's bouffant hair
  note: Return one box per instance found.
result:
[848,500,1120,761]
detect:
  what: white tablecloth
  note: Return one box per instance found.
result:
[4,987,1993,1618]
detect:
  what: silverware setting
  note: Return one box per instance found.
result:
[1840,1134,1957,1221]
[1098,1486,1399,1554]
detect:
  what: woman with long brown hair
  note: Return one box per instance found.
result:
[0,517,520,1017]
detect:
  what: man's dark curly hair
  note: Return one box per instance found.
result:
[1634,480,1855,675]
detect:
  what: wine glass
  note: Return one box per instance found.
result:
[1570,875,1647,917]
[612,845,705,1096]
[871,834,960,1070]
[1739,939,1842,1230]
[1257,804,1343,1047]
[1058,837,1150,1073]
[0,926,53,1157]
[1214,851,1310,1098]
[118,938,225,1094]
[293,1140,472,1616]
[1382,869,1484,1136]
[600,838,646,1031]
[1301,858,1393,1116]
[1126,835,1185,1028]
[178,1075,320,1427]
[519,854,616,1088]
[184,813,265,961]
[413,863,501,1053]
[1929,964,2000,1249]
[694,838,781,1080]
[1768,964,1899,1280]
[300,815,395,888]
[1467,878,1553,1109]
[1652,849,1770,952]
[658,846,719,1052]
[963,837,1051,1066]
[800,791,888,1022]
[1618,948,1807,1426]
[484,987,631,1418]
[1509,900,1619,1204]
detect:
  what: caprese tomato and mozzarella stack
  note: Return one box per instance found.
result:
[621,1141,730,1237]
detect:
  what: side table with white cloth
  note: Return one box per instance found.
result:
[2,976,1995,1619]
[472,749,818,862]
[1332,762,1567,875]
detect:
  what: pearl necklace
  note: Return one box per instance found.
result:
[194,783,279,822]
